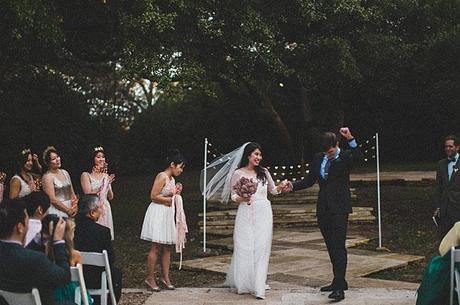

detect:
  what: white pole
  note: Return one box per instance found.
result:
[376,133,382,249]
[203,138,208,253]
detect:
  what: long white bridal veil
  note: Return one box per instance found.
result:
[200,142,250,204]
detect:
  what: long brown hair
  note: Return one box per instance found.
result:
[238,142,267,184]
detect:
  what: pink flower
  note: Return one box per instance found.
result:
[233,177,257,199]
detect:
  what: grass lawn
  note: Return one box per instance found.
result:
[353,181,439,283]
[111,169,439,288]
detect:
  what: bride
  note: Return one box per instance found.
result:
[202,142,287,299]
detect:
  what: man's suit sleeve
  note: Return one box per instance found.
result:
[34,243,70,288]
[292,155,319,191]
[347,139,363,169]
[433,162,443,209]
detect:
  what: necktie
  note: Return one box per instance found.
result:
[449,158,457,180]
[324,159,333,179]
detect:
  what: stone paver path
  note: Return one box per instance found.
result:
[181,228,422,291]
[143,286,416,305]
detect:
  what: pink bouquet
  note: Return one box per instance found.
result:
[233,177,257,200]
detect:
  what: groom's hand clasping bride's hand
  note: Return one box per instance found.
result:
[339,127,353,140]
[278,180,293,193]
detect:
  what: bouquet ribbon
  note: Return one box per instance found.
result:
[173,194,188,270]
[0,183,4,204]
[97,176,108,217]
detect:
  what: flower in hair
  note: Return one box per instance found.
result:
[42,146,56,164]
[21,148,31,155]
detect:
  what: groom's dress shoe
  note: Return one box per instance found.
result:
[328,290,345,301]
[320,284,335,292]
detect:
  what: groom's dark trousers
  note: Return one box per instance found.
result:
[293,140,361,290]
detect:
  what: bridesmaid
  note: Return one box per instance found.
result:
[9,148,42,199]
[42,146,78,218]
[140,149,186,292]
[80,146,115,239]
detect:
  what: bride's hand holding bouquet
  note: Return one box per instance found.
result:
[233,176,258,205]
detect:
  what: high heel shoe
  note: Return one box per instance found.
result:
[160,278,176,290]
[144,279,161,292]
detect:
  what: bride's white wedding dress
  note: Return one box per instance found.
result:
[225,168,279,299]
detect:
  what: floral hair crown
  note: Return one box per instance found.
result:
[21,148,31,155]
[94,146,104,152]
[42,146,57,164]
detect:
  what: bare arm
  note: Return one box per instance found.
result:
[150,173,173,206]
[63,170,77,200]
[107,183,114,200]
[106,174,114,200]
[9,177,21,199]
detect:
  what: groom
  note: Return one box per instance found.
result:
[287,127,361,301]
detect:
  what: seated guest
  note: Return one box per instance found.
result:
[74,195,122,305]
[439,221,460,256]
[417,221,460,305]
[23,191,50,247]
[52,219,93,305]
[0,199,71,305]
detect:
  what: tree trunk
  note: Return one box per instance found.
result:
[257,93,295,162]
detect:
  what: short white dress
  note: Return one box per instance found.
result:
[140,176,176,244]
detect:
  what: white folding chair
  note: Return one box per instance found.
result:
[71,263,90,305]
[81,250,117,305]
[0,288,42,305]
[450,246,460,305]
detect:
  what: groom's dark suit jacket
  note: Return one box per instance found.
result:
[293,143,362,215]
[0,241,70,305]
[434,158,460,217]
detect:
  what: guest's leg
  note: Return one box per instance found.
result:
[146,242,160,286]
[111,267,123,303]
[161,245,172,284]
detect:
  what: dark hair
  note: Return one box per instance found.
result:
[0,199,27,239]
[445,135,460,146]
[16,149,32,176]
[24,191,50,217]
[77,194,99,216]
[41,213,61,237]
[87,146,106,172]
[320,132,339,151]
[238,142,267,184]
[164,149,186,169]
[42,146,58,170]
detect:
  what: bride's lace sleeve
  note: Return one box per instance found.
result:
[265,168,280,195]
[230,170,242,202]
